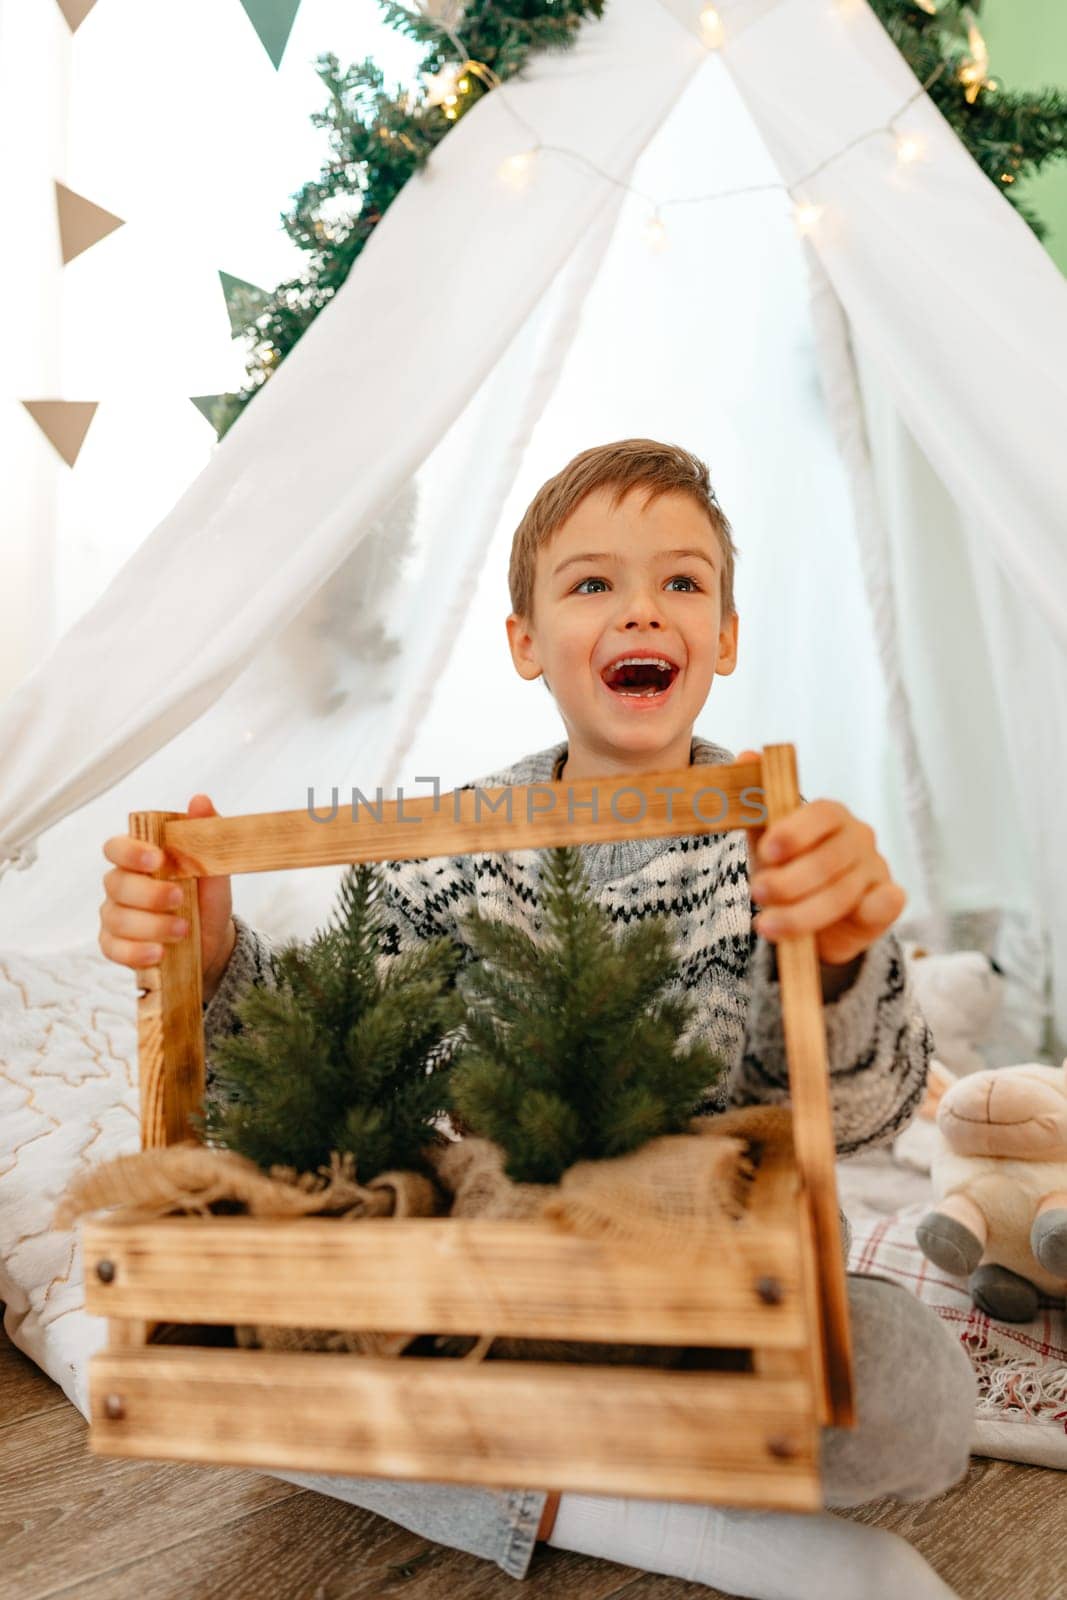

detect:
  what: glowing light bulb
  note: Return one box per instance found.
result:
[499,149,538,190]
[423,62,464,107]
[958,18,990,104]
[699,5,724,47]
[643,213,669,252]
[793,201,823,235]
[895,132,925,164]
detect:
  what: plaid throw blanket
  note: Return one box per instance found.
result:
[849,1202,1067,1470]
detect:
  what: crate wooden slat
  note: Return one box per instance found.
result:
[759,746,853,1424]
[88,1350,820,1509]
[750,1139,832,1427]
[153,759,767,880]
[82,742,855,1509]
[82,1204,803,1346]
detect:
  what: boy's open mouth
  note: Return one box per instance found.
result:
[600,656,680,698]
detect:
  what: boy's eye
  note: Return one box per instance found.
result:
[572,575,702,595]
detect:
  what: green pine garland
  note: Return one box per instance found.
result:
[196,861,465,1181]
[869,0,1067,238]
[448,844,727,1185]
[212,0,1065,439]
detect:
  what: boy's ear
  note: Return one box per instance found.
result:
[506,611,543,683]
[716,610,740,677]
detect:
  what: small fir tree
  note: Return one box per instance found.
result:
[448,845,726,1185]
[197,862,465,1182]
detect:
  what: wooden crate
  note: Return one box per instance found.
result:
[81,743,853,1509]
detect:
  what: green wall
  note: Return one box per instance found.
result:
[981,0,1067,274]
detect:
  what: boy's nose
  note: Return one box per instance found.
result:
[622,598,666,627]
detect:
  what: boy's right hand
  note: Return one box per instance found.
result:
[99,794,237,1002]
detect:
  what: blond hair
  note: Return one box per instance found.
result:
[508,438,737,623]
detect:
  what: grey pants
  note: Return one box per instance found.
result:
[266,1271,977,1581]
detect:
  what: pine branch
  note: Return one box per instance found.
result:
[448,845,727,1182]
[201,862,463,1181]
[868,0,1067,236]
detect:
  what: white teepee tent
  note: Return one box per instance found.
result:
[1,0,1065,1059]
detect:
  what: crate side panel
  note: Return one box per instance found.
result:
[88,1349,820,1509]
[83,1217,805,1346]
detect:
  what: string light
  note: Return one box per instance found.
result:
[698,5,724,48]
[422,61,464,107]
[642,212,669,251]
[957,14,990,105]
[498,148,539,190]
[793,201,823,235]
[416,7,954,260]
[895,132,925,164]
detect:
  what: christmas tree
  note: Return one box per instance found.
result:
[197,862,465,1183]
[869,0,1067,240]
[448,845,726,1185]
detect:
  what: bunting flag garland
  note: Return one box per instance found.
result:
[237,0,303,70]
[21,401,99,468]
[218,271,272,339]
[190,394,240,433]
[54,182,125,265]
[54,0,99,33]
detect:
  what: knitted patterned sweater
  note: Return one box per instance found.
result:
[202,734,933,1157]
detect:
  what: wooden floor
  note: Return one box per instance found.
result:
[3,1316,1063,1600]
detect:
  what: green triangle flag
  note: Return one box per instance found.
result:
[191,394,239,436]
[237,0,302,69]
[219,270,271,339]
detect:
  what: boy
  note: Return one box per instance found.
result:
[100,439,973,1599]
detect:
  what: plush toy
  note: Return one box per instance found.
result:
[916,1058,1067,1322]
[904,945,1004,1078]
[892,947,1003,1173]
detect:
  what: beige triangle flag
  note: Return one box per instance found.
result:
[55,0,99,31]
[22,401,99,467]
[55,181,125,265]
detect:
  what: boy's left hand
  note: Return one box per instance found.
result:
[736,751,907,968]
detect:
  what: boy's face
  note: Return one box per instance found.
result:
[506,485,739,773]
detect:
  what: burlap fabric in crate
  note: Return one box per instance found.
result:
[52,1142,442,1357]
[425,1104,794,1365]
